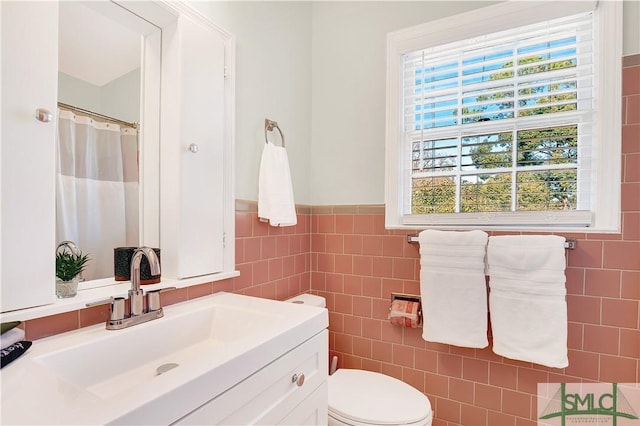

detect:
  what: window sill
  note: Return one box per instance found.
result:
[384,222,620,234]
[386,208,620,234]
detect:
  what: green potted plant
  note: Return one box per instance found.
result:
[55,251,90,298]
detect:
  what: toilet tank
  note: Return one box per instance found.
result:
[285,293,326,308]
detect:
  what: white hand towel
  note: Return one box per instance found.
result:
[0,327,25,350]
[420,229,489,348]
[258,142,297,227]
[487,235,568,368]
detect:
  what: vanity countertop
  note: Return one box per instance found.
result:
[0,292,328,425]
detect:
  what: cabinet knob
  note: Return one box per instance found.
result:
[292,373,305,387]
[188,143,199,153]
[34,108,52,123]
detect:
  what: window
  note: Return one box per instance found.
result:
[385,1,622,231]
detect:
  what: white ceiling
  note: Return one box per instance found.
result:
[58,2,141,87]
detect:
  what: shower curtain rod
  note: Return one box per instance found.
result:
[57,102,138,129]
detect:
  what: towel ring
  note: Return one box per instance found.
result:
[265,118,285,147]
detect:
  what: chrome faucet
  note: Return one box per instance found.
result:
[86,246,173,330]
[129,247,161,316]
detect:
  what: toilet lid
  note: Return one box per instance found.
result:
[328,369,432,425]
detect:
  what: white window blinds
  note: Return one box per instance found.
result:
[401,11,595,224]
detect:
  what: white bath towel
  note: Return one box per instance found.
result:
[0,327,25,351]
[258,142,297,227]
[487,235,568,368]
[420,229,489,348]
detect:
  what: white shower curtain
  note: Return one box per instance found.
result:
[56,108,139,281]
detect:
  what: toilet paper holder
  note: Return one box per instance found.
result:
[389,293,423,328]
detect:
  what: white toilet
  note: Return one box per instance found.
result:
[286,294,433,426]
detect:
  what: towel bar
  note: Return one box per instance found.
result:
[406,234,577,249]
[264,118,285,147]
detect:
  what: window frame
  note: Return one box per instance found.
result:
[385,1,622,232]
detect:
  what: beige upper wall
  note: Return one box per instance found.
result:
[309,1,498,205]
[188,1,313,203]
[190,1,640,206]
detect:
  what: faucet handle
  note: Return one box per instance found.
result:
[110,297,126,321]
[147,287,177,312]
[85,297,113,307]
[147,290,161,312]
[86,297,126,322]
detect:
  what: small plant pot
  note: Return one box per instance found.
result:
[56,277,79,298]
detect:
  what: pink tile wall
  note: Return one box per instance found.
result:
[312,61,640,426]
[232,209,312,299]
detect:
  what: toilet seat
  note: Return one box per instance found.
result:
[328,369,432,426]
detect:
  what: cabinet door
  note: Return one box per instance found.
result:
[175,331,328,425]
[279,381,328,425]
[161,13,226,279]
[1,1,58,311]
[177,14,225,278]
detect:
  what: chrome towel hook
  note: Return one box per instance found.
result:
[264,118,285,147]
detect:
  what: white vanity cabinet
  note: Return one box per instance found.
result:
[160,9,233,280]
[175,330,329,425]
[1,293,328,426]
[1,1,58,312]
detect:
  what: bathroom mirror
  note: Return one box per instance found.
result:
[56,1,161,282]
[2,0,234,314]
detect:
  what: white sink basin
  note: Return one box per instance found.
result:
[36,302,282,399]
[0,292,328,425]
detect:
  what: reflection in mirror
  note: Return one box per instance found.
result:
[55,109,139,280]
[56,2,155,281]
